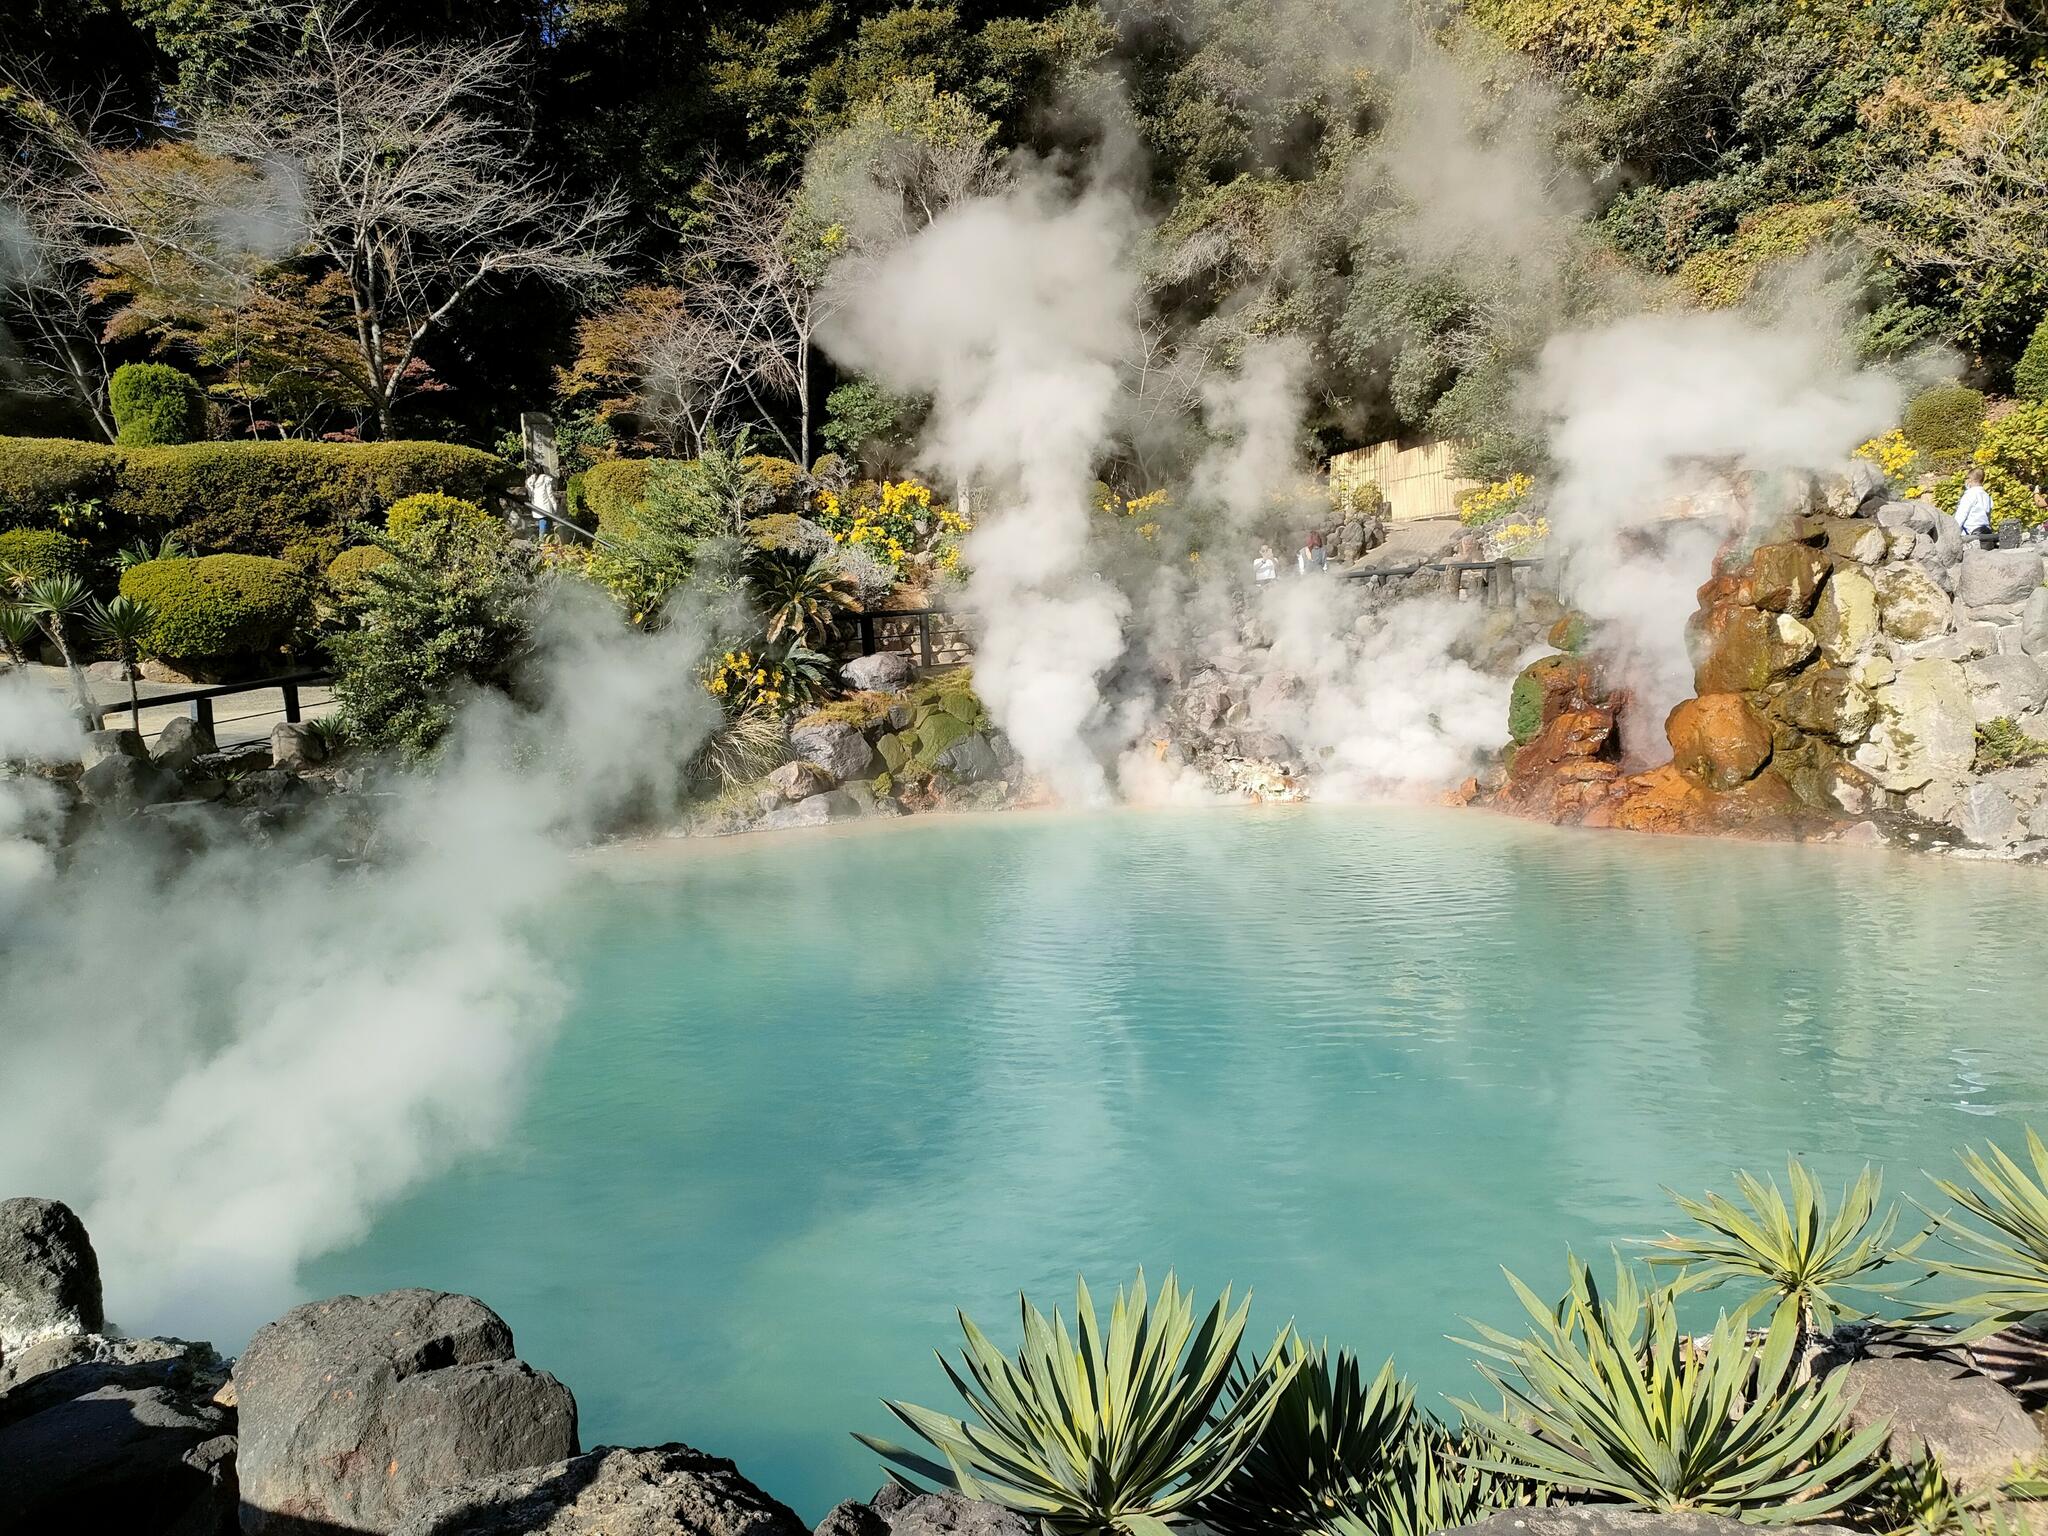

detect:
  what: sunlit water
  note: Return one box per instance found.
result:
[308,806,2048,1520]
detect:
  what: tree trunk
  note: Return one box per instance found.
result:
[47,620,102,729]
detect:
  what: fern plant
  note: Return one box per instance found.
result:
[1647,1161,1896,1366]
[856,1270,1299,1536]
[1452,1256,1889,1522]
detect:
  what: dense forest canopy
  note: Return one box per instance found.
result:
[4,0,2046,475]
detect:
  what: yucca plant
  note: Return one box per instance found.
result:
[1647,1161,1896,1368]
[1905,1130,2048,1338]
[1868,1448,1976,1535]
[1329,1419,1546,1536]
[1200,1342,1414,1536]
[0,601,38,667]
[1452,1255,1889,1522]
[855,1270,1300,1536]
[754,552,862,649]
[86,594,156,727]
[15,572,102,725]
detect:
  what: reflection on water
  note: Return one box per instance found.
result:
[307,807,2048,1519]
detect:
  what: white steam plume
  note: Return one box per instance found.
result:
[0,589,716,1343]
[822,173,1141,803]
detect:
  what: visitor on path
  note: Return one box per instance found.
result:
[1253,545,1279,584]
[1956,467,1995,547]
[1297,530,1327,575]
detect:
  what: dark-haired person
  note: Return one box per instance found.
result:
[1296,529,1328,574]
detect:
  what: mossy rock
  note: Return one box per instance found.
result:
[940,690,983,724]
[1508,667,1548,746]
[1547,612,1589,654]
[877,732,910,772]
[872,770,893,796]
[916,710,973,761]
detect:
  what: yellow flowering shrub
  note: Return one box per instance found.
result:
[1855,429,1920,479]
[704,648,788,712]
[1458,473,1534,526]
[1491,517,1552,553]
[812,479,969,572]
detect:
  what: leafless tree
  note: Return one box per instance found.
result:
[180,4,628,436]
[0,83,125,439]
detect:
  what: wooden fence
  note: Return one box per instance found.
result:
[1329,439,1477,523]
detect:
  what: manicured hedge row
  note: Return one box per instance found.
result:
[0,438,510,556]
[119,555,310,665]
[578,458,656,530]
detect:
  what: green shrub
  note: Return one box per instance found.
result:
[1933,462,2040,527]
[740,453,806,509]
[2016,317,2048,404]
[118,554,310,664]
[386,492,493,540]
[1976,717,2048,771]
[0,528,89,585]
[326,544,393,590]
[0,436,508,554]
[581,457,658,531]
[1902,384,1988,463]
[109,362,207,446]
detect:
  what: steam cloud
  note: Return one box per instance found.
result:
[0,592,716,1343]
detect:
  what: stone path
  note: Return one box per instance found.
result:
[10,663,336,751]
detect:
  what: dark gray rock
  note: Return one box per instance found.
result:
[0,1330,225,1394]
[0,1196,103,1353]
[1958,548,2047,609]
[269,721,327,769]
[1839,1354,2045,1494]
[934,732,1001,784]
[152,715,218,772]
[80,751,176,810]
[81,727,148,767]
[235,1289,578,1535]
[841,651,918,693]
[788,721,875,784]
[395,1442,809,1536]
[0,1350,236,1535]
[822,1486,1039,1536]
[1451,1512,1855,1536]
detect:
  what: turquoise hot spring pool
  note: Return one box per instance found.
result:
[305,805,2048,1520]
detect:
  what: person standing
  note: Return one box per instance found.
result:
[1296,529,1327,574]
[1253,544,1279,584]
[1956,467,1995,547]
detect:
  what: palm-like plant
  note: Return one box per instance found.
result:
[1647,1161,1896,1367]
[118,532,184,570]
[755,552,862,648]
[0,601,38,667]
[855,1270,1300,1536]
[1201,1343,1414,1536]
[1452,1256,1889,1523]
[86,594,156,727]
[1905,1129,2048,1338]
[15,572,102,725]
[1330,1420,1546,1536]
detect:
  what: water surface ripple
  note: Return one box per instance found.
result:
[309,806,2048,1519]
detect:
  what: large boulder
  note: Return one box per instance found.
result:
[0,1350,236,1534]
[269,721,327,770]
[758,789,862,831]
[817,1485,1037,1536]
[765,759,833,804]
[1775,667,1877,745]
[152,714,218,772]
[934,732,1002,784]
[79,751,176,810]
[840,651,918,693]
[1954,780,2026,849]
[788,720,876,784]
[1965,653,2048,724]
[2023,585,2048,658]
[1811,568,1879,665]
[1856,659,1977,793]
[1840,1354,2045,1495]
[0,1329,223,1394]
[81,727,148,768]
[1666,694,1773,790]
[0,1196,103,1353]
[394,1442,808,1536]
[1450,1510,1853,1536]
[235,1289,579,1535]
[1734,541,1829,615]
[1957,547,2047,610]
[1876,565,1953,642]
[1691,607,1817,694]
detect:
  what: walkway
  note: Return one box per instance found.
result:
[11,664,336,751]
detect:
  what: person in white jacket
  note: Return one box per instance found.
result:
[1955,467,1994,544]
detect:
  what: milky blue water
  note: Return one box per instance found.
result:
[307,806,2048,1520]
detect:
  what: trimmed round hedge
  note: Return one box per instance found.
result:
[0,528,88,584]
[119,554,310,664]
[1902,384,1987,462]
[326,544,393,590]
[386,492,493,540]
[110,363,207,446]
[580,458,656,531]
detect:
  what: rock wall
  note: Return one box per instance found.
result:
[1474,472,2048,855]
